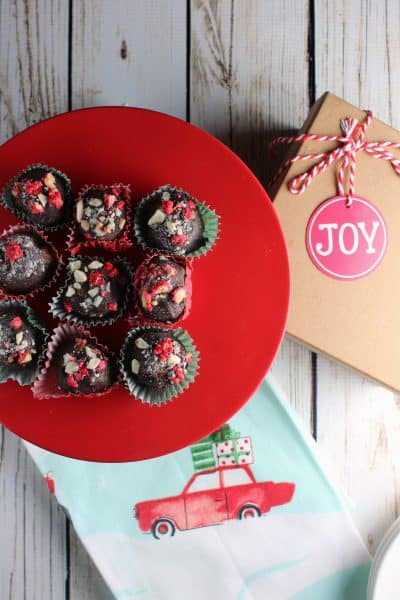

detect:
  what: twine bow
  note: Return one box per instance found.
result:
[269,111,400,206]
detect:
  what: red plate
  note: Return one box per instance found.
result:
[0,108,289,462]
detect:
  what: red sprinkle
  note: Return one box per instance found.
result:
[88,271,105,287]
[184,207,195,220]
[107,302,118,311]
[48,188,63,209]
[153,337,174,361]
[66,374,78,389]
[17,350,31,365]
[98,359,107,371]
[188,200,196,209]
[31,202,45,214]
[75,366,89,381]
[171,234,188,246]
[11,182,21,198]
[9,316,23,329]
[5,242,23,263]
[63,301,73,313]
[185,352,193,363]
[162,199,174,215]
[25,180,43,196]
[116,200,125,211]
[173,366,185,382]
[104,194,117,209]
[103,262,118,278]
[171,365,185,384]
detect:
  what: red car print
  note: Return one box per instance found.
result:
[134,465,295,539]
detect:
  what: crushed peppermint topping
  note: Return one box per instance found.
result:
[153,337,174,360]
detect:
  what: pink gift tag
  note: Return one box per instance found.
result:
[305,195,387,280]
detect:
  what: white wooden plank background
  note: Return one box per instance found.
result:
[1,0,399,597]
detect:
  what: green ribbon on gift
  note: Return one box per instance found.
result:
[190,425,242,472]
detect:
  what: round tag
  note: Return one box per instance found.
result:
[305,195,387,280]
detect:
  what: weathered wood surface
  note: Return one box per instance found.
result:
[0,1,68,598]
[314,0,400,555]
[1,0,399,597]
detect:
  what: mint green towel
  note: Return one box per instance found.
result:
[25,375,371,599]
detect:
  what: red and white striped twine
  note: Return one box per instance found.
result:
[269,111,400,206]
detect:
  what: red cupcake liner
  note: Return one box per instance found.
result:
[0,224,63,301]
[67,183,132,256]
[131,252,193,328]
[31,322,119,399]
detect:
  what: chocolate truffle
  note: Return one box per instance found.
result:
[75,185,128,241]
[125,329,193,389]
[136,186,204,255]
[136,255,188,323]
[5,165,71,228]
[55,336,113,394]
[0,312,38,368]
[58,256,129,320]
[0,229,57,295]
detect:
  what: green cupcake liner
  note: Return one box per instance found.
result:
[0,300,48,386]
[119,326,200,406]
[1,163,73,231]
[133,184,219,259]
[49,256,133,327]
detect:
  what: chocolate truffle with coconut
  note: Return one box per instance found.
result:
[0,313,38,368]
[56,256,128,321]
[0,229,57,295]
[4,165,71,228]
[125,329,193,390]
[55,336,114,394]
[135,186,204,255]
[75,185,128,241]
[135,254,188,324]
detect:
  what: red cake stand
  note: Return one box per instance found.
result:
[0,108,289,462]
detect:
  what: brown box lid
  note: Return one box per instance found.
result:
[272,92,400,391]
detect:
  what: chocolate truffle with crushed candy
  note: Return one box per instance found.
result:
[75,184,129,241]
[4,165,71,228]
[0,313,37,368]
[55,336,114,394]
[58,256,128,319]
[0,229,57,295]
[0,301,47,386]
[136,255,188,323]
[126,329,193,389]
[136,186,204,255]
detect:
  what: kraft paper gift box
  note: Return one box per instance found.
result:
[272,92,400,392]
